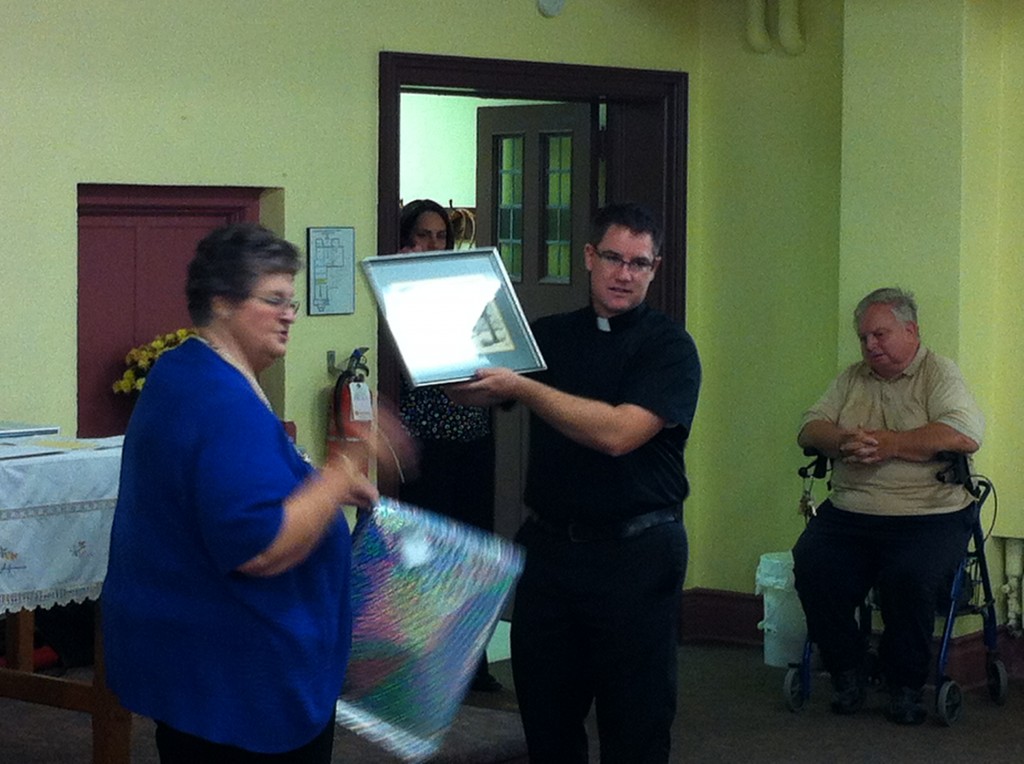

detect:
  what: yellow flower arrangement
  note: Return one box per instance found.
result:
[112,328,196,394]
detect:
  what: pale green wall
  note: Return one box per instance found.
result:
[685,0,844,589]
[400,94,486,209]
[839,1,967,361]
[980,1,1024,540]
[3,0,1022,600]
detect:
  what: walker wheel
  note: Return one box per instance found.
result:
[987,659,1008,705]
[936,679,963,726]
[783,667,807,712]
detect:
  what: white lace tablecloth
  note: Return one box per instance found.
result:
[0,438,122,614]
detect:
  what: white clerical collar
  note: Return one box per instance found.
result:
[596,316,611,332]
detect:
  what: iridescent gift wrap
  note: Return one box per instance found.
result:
[336,498,524,762]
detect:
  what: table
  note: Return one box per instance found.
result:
[0,437,131,763]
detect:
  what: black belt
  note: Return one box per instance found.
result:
[528,508,680,543]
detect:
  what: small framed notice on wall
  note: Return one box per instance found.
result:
[307,227,355,315]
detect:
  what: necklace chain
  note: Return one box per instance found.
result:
[194,336,273,412]
[190,335,312,464]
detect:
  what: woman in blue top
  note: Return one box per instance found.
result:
[102,223,412,763]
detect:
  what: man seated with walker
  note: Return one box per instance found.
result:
[792,287,984,725]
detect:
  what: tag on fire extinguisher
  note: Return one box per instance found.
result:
[349,381,373,422]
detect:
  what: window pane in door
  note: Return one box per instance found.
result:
[542,133,572,283]
[496,135,524,280]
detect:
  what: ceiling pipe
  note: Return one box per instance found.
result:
[778,0,806,55]
[745,0,772,54]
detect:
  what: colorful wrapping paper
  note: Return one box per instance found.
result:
[336,498,524,762]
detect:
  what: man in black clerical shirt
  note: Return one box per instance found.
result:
[448,202,701,763]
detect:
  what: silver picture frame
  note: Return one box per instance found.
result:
[361,247,546,387]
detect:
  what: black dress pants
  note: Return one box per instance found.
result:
[792,501,975,690]
[510,517,687,764]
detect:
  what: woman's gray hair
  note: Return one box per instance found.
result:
[853,287,918,327]
[186,223,301,326]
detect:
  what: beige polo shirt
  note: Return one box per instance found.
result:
[800,346,984,516]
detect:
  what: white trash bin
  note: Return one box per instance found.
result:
[755,551,807,668]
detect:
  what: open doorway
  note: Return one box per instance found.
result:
[377,53,689,529]
[398,93,595,540]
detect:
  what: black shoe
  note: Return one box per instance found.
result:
[886,686,927,725]
[830,668,865,715]
[470,671,503,693]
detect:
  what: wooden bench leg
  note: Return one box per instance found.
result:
[91,695,132,764]
[5,609,35,671]
[92,603,131,764]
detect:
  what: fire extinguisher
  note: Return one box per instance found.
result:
[328,347,372,475]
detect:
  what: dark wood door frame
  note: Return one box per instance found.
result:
[377,51,688,494]
[378,53,687,286]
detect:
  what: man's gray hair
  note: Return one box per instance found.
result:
[853,287,918,327]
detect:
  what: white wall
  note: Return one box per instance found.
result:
[399,94,557,209]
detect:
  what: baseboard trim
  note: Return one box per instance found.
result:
[946,624,1024,688]
[680,587,763,647]
[680,587,1024,688]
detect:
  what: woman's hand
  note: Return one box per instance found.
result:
[364,398,419,487]
[238,397,420,577]
[320,451,379,508]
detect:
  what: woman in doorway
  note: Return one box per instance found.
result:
[103,223,413,762]
[396,199,503,693]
